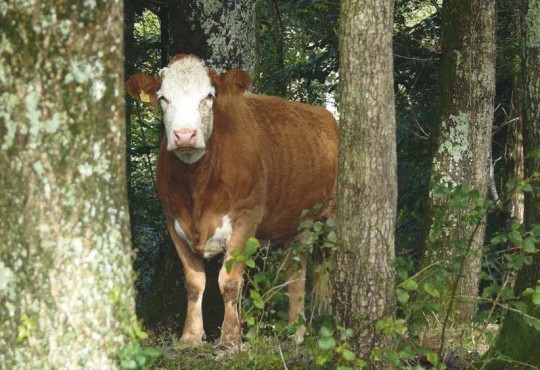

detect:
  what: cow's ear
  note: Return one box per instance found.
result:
[216,69,252,95]
[126,74,162,107]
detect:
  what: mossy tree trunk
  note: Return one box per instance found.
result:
[422,0,496,321]
[167,0,258,73]
[0,1,135,369]
[484,1,540,368]
[334,0,397,363]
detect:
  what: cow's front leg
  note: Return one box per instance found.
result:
[218,250,244,344]
[168,221,206,344]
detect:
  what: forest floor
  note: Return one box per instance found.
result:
[144,319,498,369]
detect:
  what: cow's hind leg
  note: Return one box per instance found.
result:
[218,222,259,345]
[218,252,244,344]
[286,252,307,343]
[168,220,206,344]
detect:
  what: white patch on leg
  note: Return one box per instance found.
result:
[204,215,232,259]
[174,219,191,247]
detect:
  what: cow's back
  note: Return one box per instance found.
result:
[242,94,338,240]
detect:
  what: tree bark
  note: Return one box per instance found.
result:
[423,0,496,321]
[334,0,397,363]
[0,1,134,368]
[168,0,258,73]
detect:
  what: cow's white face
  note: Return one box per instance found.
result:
[157,57,216,164]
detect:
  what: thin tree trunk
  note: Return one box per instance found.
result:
[0,1,134,369]
[334,0,397,363]
[423,0,496,322]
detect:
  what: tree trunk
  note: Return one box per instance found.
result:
[0,2,134,369]
[334,0,397,363]
[423,0,496,321]
[484,2,540,367]
[168,0,258,73]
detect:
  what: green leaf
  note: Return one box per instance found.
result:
[427,351,439,365]
[532,225,540,237]
[523,237,538,253]
[300,209,310,218]
[246,315,255,326]
[254,272,267,285]
[131,317,148,340]
[244,237,260,257]
[532,293,540,306]
[318,336,336,351]
[402,279,418,291]
[320,325,333,337]
[490,235,503,245]
[509,231,523,245]
[120,359,138,370]
[299,220,314,229]
[253,297,264,309]
[245,259,256,268]
[246,326,258,339]
[326,217,336,228]
[326,230,337,243]
[342,348,356,362]
[396,288,410,304]
[527,148,540,159]
[520,180,533,192]
[423,282,441,298]
[225,259,234,273]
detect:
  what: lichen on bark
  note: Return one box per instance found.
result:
[0,1,135,369]
[423,0,496,322]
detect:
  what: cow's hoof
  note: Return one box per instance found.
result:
[180,333,205,345]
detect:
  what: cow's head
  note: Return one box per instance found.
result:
[126,54,252,164]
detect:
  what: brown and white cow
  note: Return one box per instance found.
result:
[127,54,338,344]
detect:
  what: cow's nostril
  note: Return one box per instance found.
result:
[173,129,197,145]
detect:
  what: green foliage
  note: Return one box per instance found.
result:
[118,316,162,370]
[315,324,367,369]
[256,0,339,106]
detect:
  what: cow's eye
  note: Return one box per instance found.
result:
[207,92,216,100]
[158,95,169,104]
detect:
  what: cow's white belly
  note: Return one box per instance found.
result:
[174,215,232,259]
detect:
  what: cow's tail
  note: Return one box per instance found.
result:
[311,243,333,316]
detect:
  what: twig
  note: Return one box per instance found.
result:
[277,342,288,370]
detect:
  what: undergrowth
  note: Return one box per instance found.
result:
[136,175,540,370]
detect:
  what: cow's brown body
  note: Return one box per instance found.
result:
[127,55,338,344]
